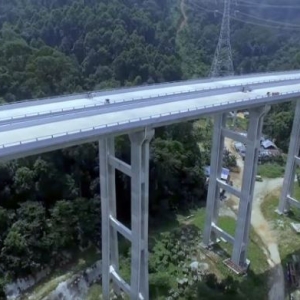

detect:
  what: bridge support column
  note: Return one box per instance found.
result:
[202,105,270,271]
[203,113,227,246]
[99,128,154,300]
[129,129,154,300]
[231,105,270,269]
[277,100,300,214]
[99,137,120,298]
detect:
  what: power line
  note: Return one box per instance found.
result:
[187,0,300,31]
[237,11,300,29]
[237,0,300,9]
[237,3,300,9]
[232,16,300,31]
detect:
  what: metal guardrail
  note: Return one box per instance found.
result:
[0,89,299,149]
[1,75,300,122]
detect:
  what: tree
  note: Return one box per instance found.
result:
[1,223,31,277]
[223,150,237,170]
[150,123,206,212]
[73,197,100,245]
[13,167,35,201]
[49,200,78,251]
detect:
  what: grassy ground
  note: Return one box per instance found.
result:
[257,163,285,178]
[192,211,269,298]
[261,185,300,265]
[87,284,102,300]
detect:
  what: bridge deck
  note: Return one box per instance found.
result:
[1,70,300,122]
[0,77,300,160]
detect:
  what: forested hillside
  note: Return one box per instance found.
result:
[0,0,183,102]
[0,0,299,297]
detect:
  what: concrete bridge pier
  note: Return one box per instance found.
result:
[203,105,270,271]
[99,128,154,300]
[202,112,227,246]
[231,105,270,268]
[277,100,300,214]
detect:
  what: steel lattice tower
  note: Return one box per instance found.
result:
[210,0,234,77]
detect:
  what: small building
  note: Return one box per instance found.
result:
[204,166,230,183]
[259,139,281,160]
[261,139,277,150]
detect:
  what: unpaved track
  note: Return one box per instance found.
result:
[253,179,284,300]
[178,0,188,32]
[224,138,285,300]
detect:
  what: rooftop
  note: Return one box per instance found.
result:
[261,139,277,149]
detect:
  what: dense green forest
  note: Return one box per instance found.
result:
[0,0,299,297]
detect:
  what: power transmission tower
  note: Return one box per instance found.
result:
[209,0,236,126]
[210,0,234,77]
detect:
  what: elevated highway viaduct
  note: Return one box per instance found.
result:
[1,70,300,299]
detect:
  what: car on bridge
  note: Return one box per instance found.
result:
[87,92,94,98]
[242,86,252,92]
[267,92,280,96]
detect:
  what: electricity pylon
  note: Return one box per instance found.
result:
[210,0,234,77]
[210,0,237,129]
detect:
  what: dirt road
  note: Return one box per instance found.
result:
[178,0,188,32]
[253,178,284,300]
[224,138,285,300]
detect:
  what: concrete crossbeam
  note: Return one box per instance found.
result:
[108,155,132,177]
[287,196,300,209]
[109,215,132,241]
[222,127,248,144]
[217,179,241,198]
[212,224,235,244]
[110,266,144,300]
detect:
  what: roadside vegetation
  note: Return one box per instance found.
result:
[257,163,285,178]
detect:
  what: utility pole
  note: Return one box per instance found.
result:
[210,0,237,127]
